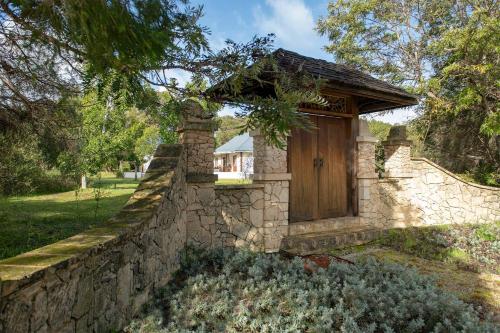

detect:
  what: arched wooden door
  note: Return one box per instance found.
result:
[288,115,351,222]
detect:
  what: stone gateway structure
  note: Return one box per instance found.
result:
[1,50,499,332]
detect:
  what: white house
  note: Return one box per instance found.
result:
[214,133,253,179]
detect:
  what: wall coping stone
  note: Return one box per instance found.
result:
[412,157,500,191]
[215,184,265,190]
[252,173,292,181]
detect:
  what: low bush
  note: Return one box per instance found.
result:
[126,248,498,333]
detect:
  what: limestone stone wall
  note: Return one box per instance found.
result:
[179,101,219,248]
[214,185,265,251]
[250,130,291,252]
[358,124,500,229]
[0,144,188,333]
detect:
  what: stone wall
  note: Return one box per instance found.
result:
[358,123,500,229]
[214,185,265,251]
[0,144,188,333]
[180,101,219,249]
[250,131,291,252]
[372,158,500,228]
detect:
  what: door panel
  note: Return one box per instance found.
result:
[289,116,318,222]
[318,117,348,218]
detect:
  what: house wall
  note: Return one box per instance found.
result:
[214,152,253,173]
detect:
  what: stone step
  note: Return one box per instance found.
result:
[282,228,388,255]
[289,217,366,236]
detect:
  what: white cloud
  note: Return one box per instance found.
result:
[254,0,324,55]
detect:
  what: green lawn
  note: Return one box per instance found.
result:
[0,174,139,260]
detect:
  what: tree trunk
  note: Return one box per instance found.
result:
[81,175,87,189]
[134,163,138,181]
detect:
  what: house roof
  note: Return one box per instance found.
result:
[209,48,418,113]
[215,133,253,154]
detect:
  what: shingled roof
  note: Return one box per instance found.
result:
[210,48,418,113]
[274,49,416,102]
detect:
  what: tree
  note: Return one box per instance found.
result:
[2,1,328,148]
[418,2,499,181]
[316,0,450,91]
[214,116,247,147]
[318,0,499,185]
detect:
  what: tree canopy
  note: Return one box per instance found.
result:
[318,0,499,185]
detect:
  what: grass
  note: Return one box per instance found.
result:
[215,178,252,185]
[0,173,139,260]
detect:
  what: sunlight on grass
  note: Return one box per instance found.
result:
[215,178,252,185]
[0,175,139,260]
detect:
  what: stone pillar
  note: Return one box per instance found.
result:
[382,126,413,178]
[250,130,290,253]
[356,120,379,221]
[178,100,218,248]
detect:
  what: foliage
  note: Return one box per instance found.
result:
[318,0,499,185]
[415,2,499,183]
[126,248,498,332]
[378,222,500,274]
[214,115,247,147]
[317,0,443,89]
[366,120,392,176]
[0,173,139,259]
[0,129,76,195]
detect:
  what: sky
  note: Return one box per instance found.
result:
[181,0,417,124]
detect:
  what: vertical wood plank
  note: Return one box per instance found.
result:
[288,115,318,222]
[351,99,359,216]
[318,116,348,218]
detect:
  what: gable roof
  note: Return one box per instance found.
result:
[215,133,253,154]
[209,48,418,113]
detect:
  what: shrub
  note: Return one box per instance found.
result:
[33,172,76,194]
[126,248,499,333]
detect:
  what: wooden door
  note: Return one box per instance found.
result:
[289,116,318,222]
[289,115,350,222]
[318,117,349,218]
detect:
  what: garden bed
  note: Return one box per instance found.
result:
[125,247,499,332]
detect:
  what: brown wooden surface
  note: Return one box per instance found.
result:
[289,114,351,222]
[350,100,360,215]
[289,115,318,222]
[298,108,354,118]
[318,116,348,218]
